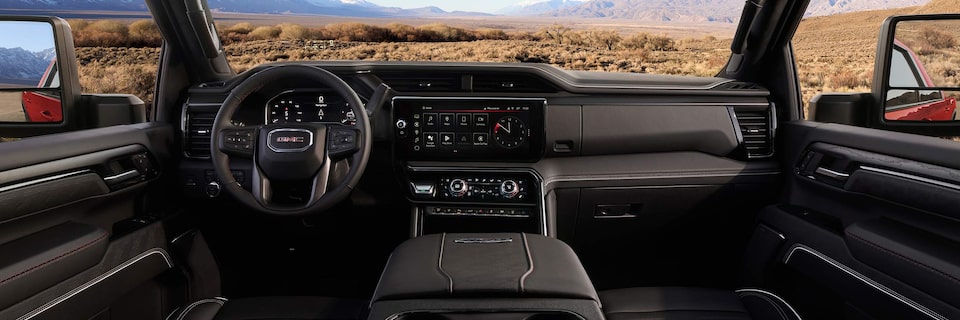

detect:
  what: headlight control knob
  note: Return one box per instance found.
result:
[205,181,221,198]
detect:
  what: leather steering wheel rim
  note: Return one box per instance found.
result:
[210,64,372,215]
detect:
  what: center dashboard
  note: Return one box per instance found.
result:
[392,97,545,162]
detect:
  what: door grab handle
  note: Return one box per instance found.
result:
[103,170,140,185]
[815,167,849,180]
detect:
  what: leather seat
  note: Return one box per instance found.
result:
[599,287,801,320]
[167,296,366,320]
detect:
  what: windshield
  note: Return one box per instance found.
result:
[210,0,742,76]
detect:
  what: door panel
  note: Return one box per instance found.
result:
[762,120,960,319]
[0,123,176,320]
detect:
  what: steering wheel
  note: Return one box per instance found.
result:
[210,65,372,215]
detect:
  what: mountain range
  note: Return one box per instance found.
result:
[0,47,55,87]
[3,0,933,20]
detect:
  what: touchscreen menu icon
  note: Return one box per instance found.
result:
[440,113,454,128]
[424,113,437,127]
[424,132,437,148]
[440,133,455,146]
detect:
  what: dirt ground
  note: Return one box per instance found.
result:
[0,92,26,122]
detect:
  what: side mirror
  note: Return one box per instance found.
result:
[0,16,81,136]
[871,14,960,136]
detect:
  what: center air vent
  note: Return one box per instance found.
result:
[732,106,775,159]
[472,74,557,93]
[377,73,461,92]
[183,103,219,159]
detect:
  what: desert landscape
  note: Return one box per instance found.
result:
[14,0,959,120]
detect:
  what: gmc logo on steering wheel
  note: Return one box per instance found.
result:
[275,136,305,143]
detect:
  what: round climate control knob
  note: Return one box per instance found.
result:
[500,180,519,198]
[449,179,468,197]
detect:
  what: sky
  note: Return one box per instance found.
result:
[367,0,524,13]
[0,21,55,52]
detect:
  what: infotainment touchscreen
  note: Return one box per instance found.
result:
[392,98,545,161]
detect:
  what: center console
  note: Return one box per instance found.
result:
[393,98,547,236]
[367,233,603,320]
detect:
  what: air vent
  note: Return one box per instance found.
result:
[733,107,774,159]
[472,74,557,93]
[377,73,461,92]
[183,104,218,159]
[717,81,763,91]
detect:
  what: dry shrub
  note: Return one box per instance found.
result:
[249,26,281,40]
[622,33,675,51]
[278,23,311,40]
[830,70,863,89]
[86,20,129,36]
[128,20,161,46]
[417,24,474,42]
[538,24,571,45]
[67,19,90,32]
[474,28,508,41]
[586,29,622,50]
[920,27,956,49]
[226,23,255,34]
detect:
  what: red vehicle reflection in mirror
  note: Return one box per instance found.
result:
[20,59,62,122]
[885,39,957,121]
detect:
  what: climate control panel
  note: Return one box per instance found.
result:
[407,172,537,204]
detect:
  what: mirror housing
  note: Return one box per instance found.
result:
[0,15,81,137]
[809,93,871,126]
[871,14,960,136]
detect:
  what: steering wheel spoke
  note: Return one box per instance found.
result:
[218,127,257,158]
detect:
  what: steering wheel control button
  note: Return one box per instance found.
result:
[266,128,314,153]
[327,128,359,157]
[222,129,256,154]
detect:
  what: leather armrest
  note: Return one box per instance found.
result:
[373,233,599,303]
[0,222,109,309]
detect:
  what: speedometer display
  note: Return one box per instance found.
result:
[266,91,356,125]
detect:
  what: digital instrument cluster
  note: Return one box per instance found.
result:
[393,98,545,161]
[265,90,356,125]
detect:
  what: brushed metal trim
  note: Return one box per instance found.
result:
[0,170,93,194]
[783,245,945,320]
[859,166,960,191]
[18,249,174,320]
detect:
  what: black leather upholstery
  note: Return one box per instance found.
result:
[168,297,366,320]
[600,287,801,320]
[372,233,599,303]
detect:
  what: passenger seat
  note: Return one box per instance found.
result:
[599,287,801,320]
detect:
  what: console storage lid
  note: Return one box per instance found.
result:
[373,233,599,303]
